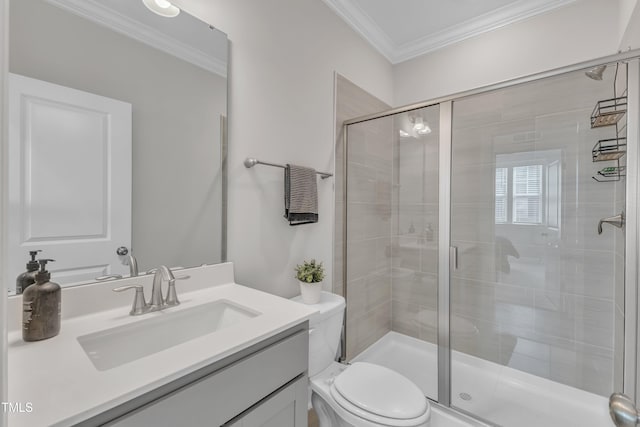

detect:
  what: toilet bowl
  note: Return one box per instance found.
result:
[311,361,431,427]
[291,292,431,427]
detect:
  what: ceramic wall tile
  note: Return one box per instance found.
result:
[391,299,420,340]
[336,75,392,359]
[347,300,391,359]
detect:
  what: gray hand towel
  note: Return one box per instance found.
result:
[284,164,318,225]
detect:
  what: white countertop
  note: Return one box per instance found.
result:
[7,266,316,426]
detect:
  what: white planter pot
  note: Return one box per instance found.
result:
[299,280,322,304]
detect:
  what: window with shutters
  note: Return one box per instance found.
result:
[512,164,543,224]
[495,167,508,224]
[495,164,544,225]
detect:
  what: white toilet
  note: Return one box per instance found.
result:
[292,291,431,427]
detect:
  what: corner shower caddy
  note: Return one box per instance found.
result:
[591,63,628,182]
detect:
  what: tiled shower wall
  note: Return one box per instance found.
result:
[334,75,391,359]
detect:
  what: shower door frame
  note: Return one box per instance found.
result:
[341,49,640,410]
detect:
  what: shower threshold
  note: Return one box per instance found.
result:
[352,332,609,427]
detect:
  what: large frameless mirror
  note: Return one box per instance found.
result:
[4,0,228,293]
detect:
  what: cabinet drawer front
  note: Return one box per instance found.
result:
[224,376,307,427]
[108,329,309,426]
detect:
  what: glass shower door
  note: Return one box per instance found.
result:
[449,65,626,426]
[343,105,440,403]
[390,106,440,401]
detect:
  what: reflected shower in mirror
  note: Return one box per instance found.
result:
[5,0,228,293]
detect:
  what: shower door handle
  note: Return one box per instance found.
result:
[450,246,458,270]
[610,393,640,426]
[598,211,624,235]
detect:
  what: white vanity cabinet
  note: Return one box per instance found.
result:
[92,324,309,427]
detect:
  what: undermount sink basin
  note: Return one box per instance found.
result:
[77,300,261,371]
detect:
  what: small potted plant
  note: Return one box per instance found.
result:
[295,259,325,304]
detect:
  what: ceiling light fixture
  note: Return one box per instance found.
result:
[585,64,606,81]
[399,130,410,137]
[412,116,432,135]
[142,0,181,18]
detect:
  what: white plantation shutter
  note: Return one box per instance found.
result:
[495,167,508,223]
[512,164,542,224]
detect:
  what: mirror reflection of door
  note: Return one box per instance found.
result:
[7,73,132,292]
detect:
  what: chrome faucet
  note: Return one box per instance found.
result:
[149,266,173,311]
[114,265,189,315]
[98,252,138,281]
[598,211,625,235]
[126,254,139,277]
[116,246,138,277]
[112,285,148,315]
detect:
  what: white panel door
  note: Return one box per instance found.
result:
[7,73,132,290]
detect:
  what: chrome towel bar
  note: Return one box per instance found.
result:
[244,157,333,179]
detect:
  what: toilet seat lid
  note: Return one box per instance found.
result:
[332,362,428,420]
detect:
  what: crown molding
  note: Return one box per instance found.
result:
[322,0,577,64]
[320,0,396,61]
[394,0,577,63]
[42,0,227,78]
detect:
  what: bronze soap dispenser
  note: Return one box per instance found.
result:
[16,250,41,294]
[22,259,61,342]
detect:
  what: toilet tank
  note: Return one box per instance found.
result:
[291,291,345,377]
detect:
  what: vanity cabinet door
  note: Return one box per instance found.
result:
[224,376,307,427]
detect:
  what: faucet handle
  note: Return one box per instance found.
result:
[165,276,190,307]
[96,274,123,281]
[113,285,148,316]
[146,266,184,275]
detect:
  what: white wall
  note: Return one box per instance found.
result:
[393,0,622,106]
[620,0,640,50]
[620,0,638,44]
[172,0,394,297]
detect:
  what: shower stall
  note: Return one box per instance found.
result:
[340,55,639,426]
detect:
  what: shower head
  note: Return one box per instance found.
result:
[585,65,606,80]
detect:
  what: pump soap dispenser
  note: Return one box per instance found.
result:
[22,259,61,342]
[16,250,42,294]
